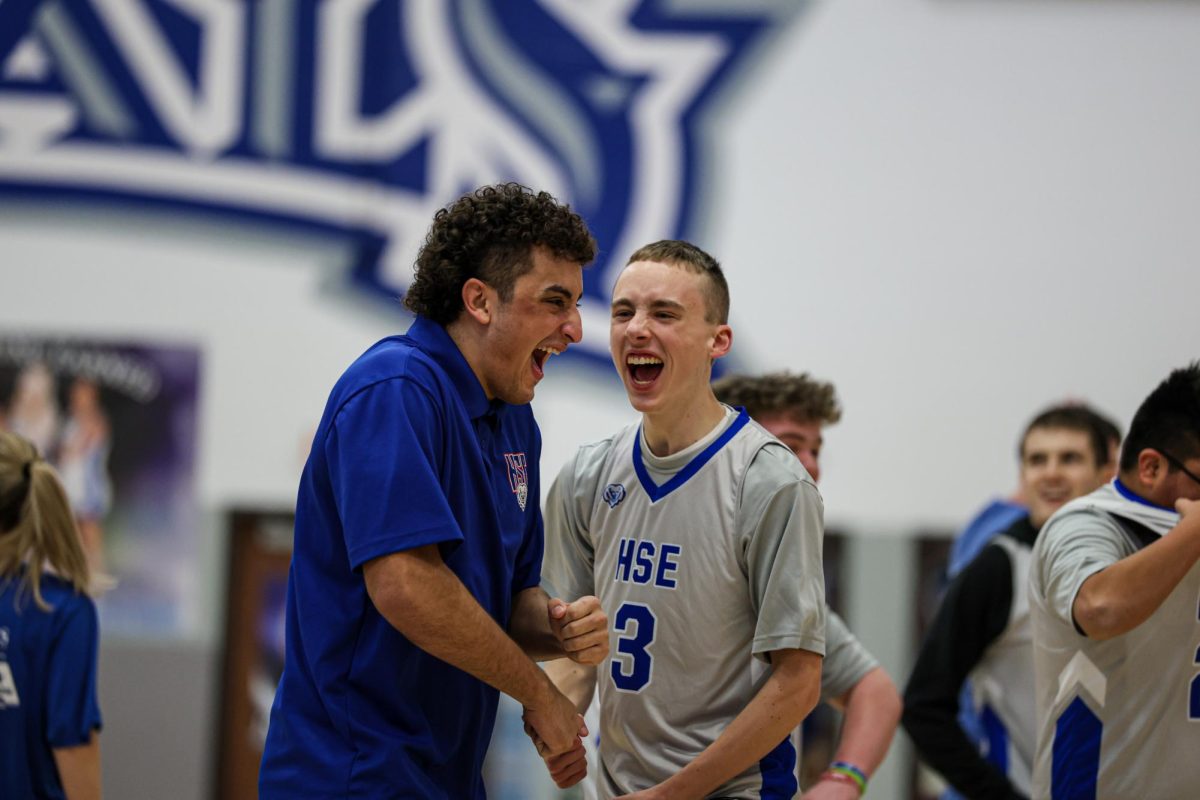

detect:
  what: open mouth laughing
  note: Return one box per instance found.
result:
[626,353,664,387]
[532,345,562,380]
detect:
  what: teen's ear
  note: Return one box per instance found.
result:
[461,278,493,325]
[709,324,733,361]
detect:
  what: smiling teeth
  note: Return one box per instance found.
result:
[627,356,663,365]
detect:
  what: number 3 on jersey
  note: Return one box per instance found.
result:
[611,602,656,692]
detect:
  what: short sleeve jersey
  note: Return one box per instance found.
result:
[820,608,878,702]
[1029,481,1199,799]
[0,573,102,800]
[543,408,826,799]
[259,318,545,799]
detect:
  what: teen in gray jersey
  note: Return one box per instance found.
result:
[713,371,901,798]
[563,371,896,800]
[1028,364,1200,798]
[539,241,826,799]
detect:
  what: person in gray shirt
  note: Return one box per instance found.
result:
[1029,363,1200,798]
[904,405,1116,800]
[713,371,902,800]
[538,241,827,799]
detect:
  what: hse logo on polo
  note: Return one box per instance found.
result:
[503,452,528,511]
[0,1,799,367]
[614,538,682,589]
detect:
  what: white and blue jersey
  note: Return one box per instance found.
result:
[1030,480,1200,799]
[260,318,545,799]
[0,571,102,800]
[543,407,826,799]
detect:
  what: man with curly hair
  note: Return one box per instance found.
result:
[261,184,609,799]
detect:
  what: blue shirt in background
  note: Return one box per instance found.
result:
[947,499,1027,578]
[260,317,545,799]
[0,572,102,800]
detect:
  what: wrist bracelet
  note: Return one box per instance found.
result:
[828,761,868,795]
[819,770,862,795]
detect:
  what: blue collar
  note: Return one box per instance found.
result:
[1112,477,1176,513]
[633,409,751,503]
[405,317,497,421]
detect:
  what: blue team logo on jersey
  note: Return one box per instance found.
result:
[0,1,804,367]
[603,483,627,509]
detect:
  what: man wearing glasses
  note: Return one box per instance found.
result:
[1028,363,1200,799]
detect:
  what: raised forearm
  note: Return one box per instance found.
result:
[654,649,821,800]
[1073,512,1200,640]
[830,668,900,775]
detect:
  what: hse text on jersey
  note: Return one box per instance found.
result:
[613,538,682,590]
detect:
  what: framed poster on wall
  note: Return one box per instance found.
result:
[216,509,294,800]
[0,334,201,638]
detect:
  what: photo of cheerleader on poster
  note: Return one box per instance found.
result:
[0,335,201,638]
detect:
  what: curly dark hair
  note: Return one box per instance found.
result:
[404,183,597,324]
[711,371,842,425]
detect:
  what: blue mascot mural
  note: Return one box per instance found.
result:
[0,0,804,368]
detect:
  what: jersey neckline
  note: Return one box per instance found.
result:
[632,408,751,502]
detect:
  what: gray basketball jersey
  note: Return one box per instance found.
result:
[820,609,878,702]
[577,604,873,800]
[1029,482,1199,798]
[968,533,1035,795]
[543,409,826,799]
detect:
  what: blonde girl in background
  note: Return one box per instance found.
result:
[0,430,103,800]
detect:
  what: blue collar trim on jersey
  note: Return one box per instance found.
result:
[632,408,751,503]
[1112,477,1176,512]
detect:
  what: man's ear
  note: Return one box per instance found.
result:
[461,278,492,325]
[1136,448,1165,487]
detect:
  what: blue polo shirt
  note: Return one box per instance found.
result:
[0,572,102,800]
[260,318,545,799]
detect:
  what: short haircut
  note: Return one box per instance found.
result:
[404,183,597,325]
[1119,362,1200,471]
[625,240,730,324]
[1020,404,1122,468]
[712,371,842,426]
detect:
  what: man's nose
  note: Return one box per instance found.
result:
[563,306,582,344]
